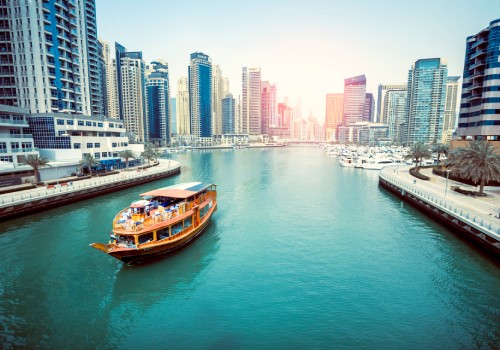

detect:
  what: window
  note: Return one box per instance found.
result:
[0,142,6,153]
[66,120,74,125]
[92,122,96,127]
[112,143,117,147]
[10,142,20,152]
[94,143,100,148]
[138,232,154,244]
[101,152,107,158]
[78,121,84,126]
[98,123,103,127]
[157,228,169,240]
[0,156,13,162]
[74,143,81,149]
[184,216,192,228]
[9,129,20,135]
[85,121,92,126]
[94,152,100,159]
[172,223,183,235]
[22,142,32,151]
[87,143,93,148]
[57,119,64,125]
[109,123,114,128]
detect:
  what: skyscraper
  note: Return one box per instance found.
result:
[385,90,407,144]
[211,64,225,135]
[242,67,262,135]
[261,81,276,135]
[120,52,146,142]
[364,93,375,122]
[189,52,212,138]
[170,97,177,134]
[405,58,448,146]
[325,94,344,142]
[2,0,101,115]
[343,75,367,125]
[457,19,500,141]
[376,84,407,123]
[176,77,190,135]
[442,76,460,143]
[99,39,119,119]
[222,94,235,134]
[145,60,171,146]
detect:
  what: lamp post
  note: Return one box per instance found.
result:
[445,169,451,197]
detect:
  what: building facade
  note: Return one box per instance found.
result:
[376,84,407,123]
[176,77,190,135]
[343,75,367,125]
[2,0,102,116]
[261,81,276,135]
[457,19,500,141]
[189,52,212,138]
[405,58,448,146]
[242,67,262,135]
[325,93,344,142]
[222,94,235,134]
[385,90,407,144]
[145,60,171,146]
[364,93,375,122]
[442,76,460,143]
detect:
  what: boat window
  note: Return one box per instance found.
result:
[157,227,169,240]
[172,222,183,235]
[184,216,192,228]
[138,232,153,245]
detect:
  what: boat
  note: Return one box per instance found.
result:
[90,182,217,264]
[362,158,396,170]
[338,156,355,167]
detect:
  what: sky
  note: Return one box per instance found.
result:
[96,0,500,122]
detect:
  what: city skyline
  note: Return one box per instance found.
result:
[95,0,499,121]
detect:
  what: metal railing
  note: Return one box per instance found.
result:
[379,169,500,238]
[0,162,181,207]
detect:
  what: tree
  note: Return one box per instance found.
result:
[432,143,449,164]
[141,143,161,165]
[405,142,431,172]
[446,141,500,195]
[79,154,100,176]
[118,149,136,170]
[22,154,50,183]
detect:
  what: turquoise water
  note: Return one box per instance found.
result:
[0,147,499,349]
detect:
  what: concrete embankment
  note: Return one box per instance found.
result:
[379,166,500,258]
[0,159,181,221]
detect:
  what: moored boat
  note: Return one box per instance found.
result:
[90,182,217,264]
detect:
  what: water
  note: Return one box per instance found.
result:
[1,147,499,349]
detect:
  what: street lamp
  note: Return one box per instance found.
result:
[444,169,451,197]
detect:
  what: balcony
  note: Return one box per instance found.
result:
[0,118,29,126]
[470,49,487,60]
[471,38,487,50]
[8,134,33,139]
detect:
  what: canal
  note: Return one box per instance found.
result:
[1,147,499,349]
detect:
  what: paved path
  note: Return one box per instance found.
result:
[0,159,180,207]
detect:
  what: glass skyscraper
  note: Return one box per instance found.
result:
[405,58,448,146]
[189,52,212,138]
[457,19,500,141]
[146,61,171,146]
[343,75,367,125]
[222,94,235,134]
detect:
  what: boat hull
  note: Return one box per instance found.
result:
[93,203,217,264]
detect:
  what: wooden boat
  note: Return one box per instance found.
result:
[90,182,217,264]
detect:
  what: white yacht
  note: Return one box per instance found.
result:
[362,158,396,170]
[339,156,356,167]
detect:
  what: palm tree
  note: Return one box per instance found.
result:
[405,142,432,172]
[141,143,161,165]
[22,154,50,183]
[446,141,500,195]
[118,149,135,170]
[432,143,449,164]
[79,154,100,176]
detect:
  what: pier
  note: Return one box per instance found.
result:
[379,165,500,257]
[0,159,181,221]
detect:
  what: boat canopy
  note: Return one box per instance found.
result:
[140,182,214,199]
[130,199,151,208]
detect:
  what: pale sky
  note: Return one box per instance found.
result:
[96,0,500,122]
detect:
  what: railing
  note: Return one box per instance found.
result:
[379,169,500,238]
[0,162,181,207]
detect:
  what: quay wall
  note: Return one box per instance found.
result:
[379,171,500,258]
[0,163,180,222]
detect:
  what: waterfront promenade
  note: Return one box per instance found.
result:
[0,159,180,220]
[380,165,500,254]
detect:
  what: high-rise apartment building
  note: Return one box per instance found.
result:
[99,39,119,119]
[222,94,235,134]
[120,52,146,142]
[457,19,500,141]
[343,75,367,125]
[261,81,276,135]
[442,76,460,143]
[385,90,407,144]
[364,93,375,122]
[325,94,344,142]
[242,67,262,135]
[189,52,212,138]
[1,0,102,115]
[405,58,448,146]
[170,97,177,134]
[212,64,224,135]
[376,84,407,123]
[145,60,171,146]
[176,77,190,135]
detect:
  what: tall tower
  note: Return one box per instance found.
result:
[325,94,344,142]
[99,39,119,118]
[261,81,273,135]
[146,60,171,146]
[189,52,212,138]
[385,90,407,144]
[405,58,448,146]
[376,84,407,123]
[442,76,460,143]
[457,19,500,141]
[343,75,367,125]
[120,52,146,142]
[222,94,235,134]
[364,93,375,122]
[176,77,190,135]
[242,67,262,135]
[3,0,101,115]
[212,64,224,135]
